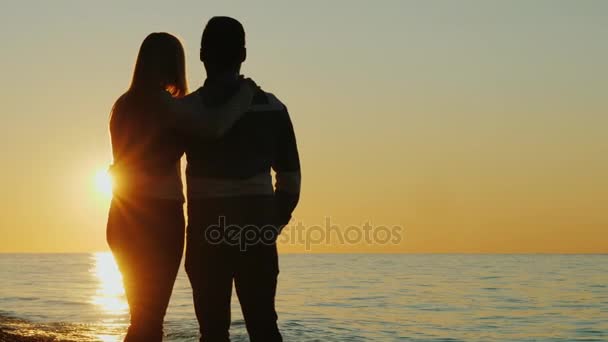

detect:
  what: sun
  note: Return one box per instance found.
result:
[94,168,113,198]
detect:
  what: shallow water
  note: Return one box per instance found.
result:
[1,254,607,341]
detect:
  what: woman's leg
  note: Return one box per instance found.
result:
[107,198,185,342]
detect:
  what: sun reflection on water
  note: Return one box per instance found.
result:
[96,334,123,342]
[91,252,128,315]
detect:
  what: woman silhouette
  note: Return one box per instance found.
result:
[107,32,255,341]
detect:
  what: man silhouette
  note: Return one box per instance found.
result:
[181,17,301,342]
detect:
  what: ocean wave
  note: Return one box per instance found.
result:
[0,313,120,342]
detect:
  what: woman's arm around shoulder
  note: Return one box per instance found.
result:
[160,78,258,139]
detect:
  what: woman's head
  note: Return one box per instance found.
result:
[130,32,188,97]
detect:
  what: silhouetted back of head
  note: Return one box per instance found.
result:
[131,32,188,97]
[201,16,246,74]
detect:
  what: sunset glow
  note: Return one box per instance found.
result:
[94,168,114,199]
[0,1,606,254]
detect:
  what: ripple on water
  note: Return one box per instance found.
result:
[1,254,608,341]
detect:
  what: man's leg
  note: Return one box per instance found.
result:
[235,243,282,342]
[185,235,234,342]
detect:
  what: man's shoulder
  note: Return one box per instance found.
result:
[249,88,287,113]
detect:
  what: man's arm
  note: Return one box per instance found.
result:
[272,107,301,228]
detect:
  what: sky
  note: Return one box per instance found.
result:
[0,0,606,253]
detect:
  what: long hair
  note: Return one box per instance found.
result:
[109,32,188,174]
[130,32,188,97]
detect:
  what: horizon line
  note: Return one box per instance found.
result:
[1,251,606,255]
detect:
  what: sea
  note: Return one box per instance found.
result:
[0,254,607,341]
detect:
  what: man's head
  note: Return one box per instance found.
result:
[200,16,246,77]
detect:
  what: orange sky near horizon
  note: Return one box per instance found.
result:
[0,1,606,253]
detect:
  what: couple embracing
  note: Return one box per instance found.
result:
[106,16,300,342]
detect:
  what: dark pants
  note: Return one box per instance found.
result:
[107,196,185,342]
[186,197,282,342]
